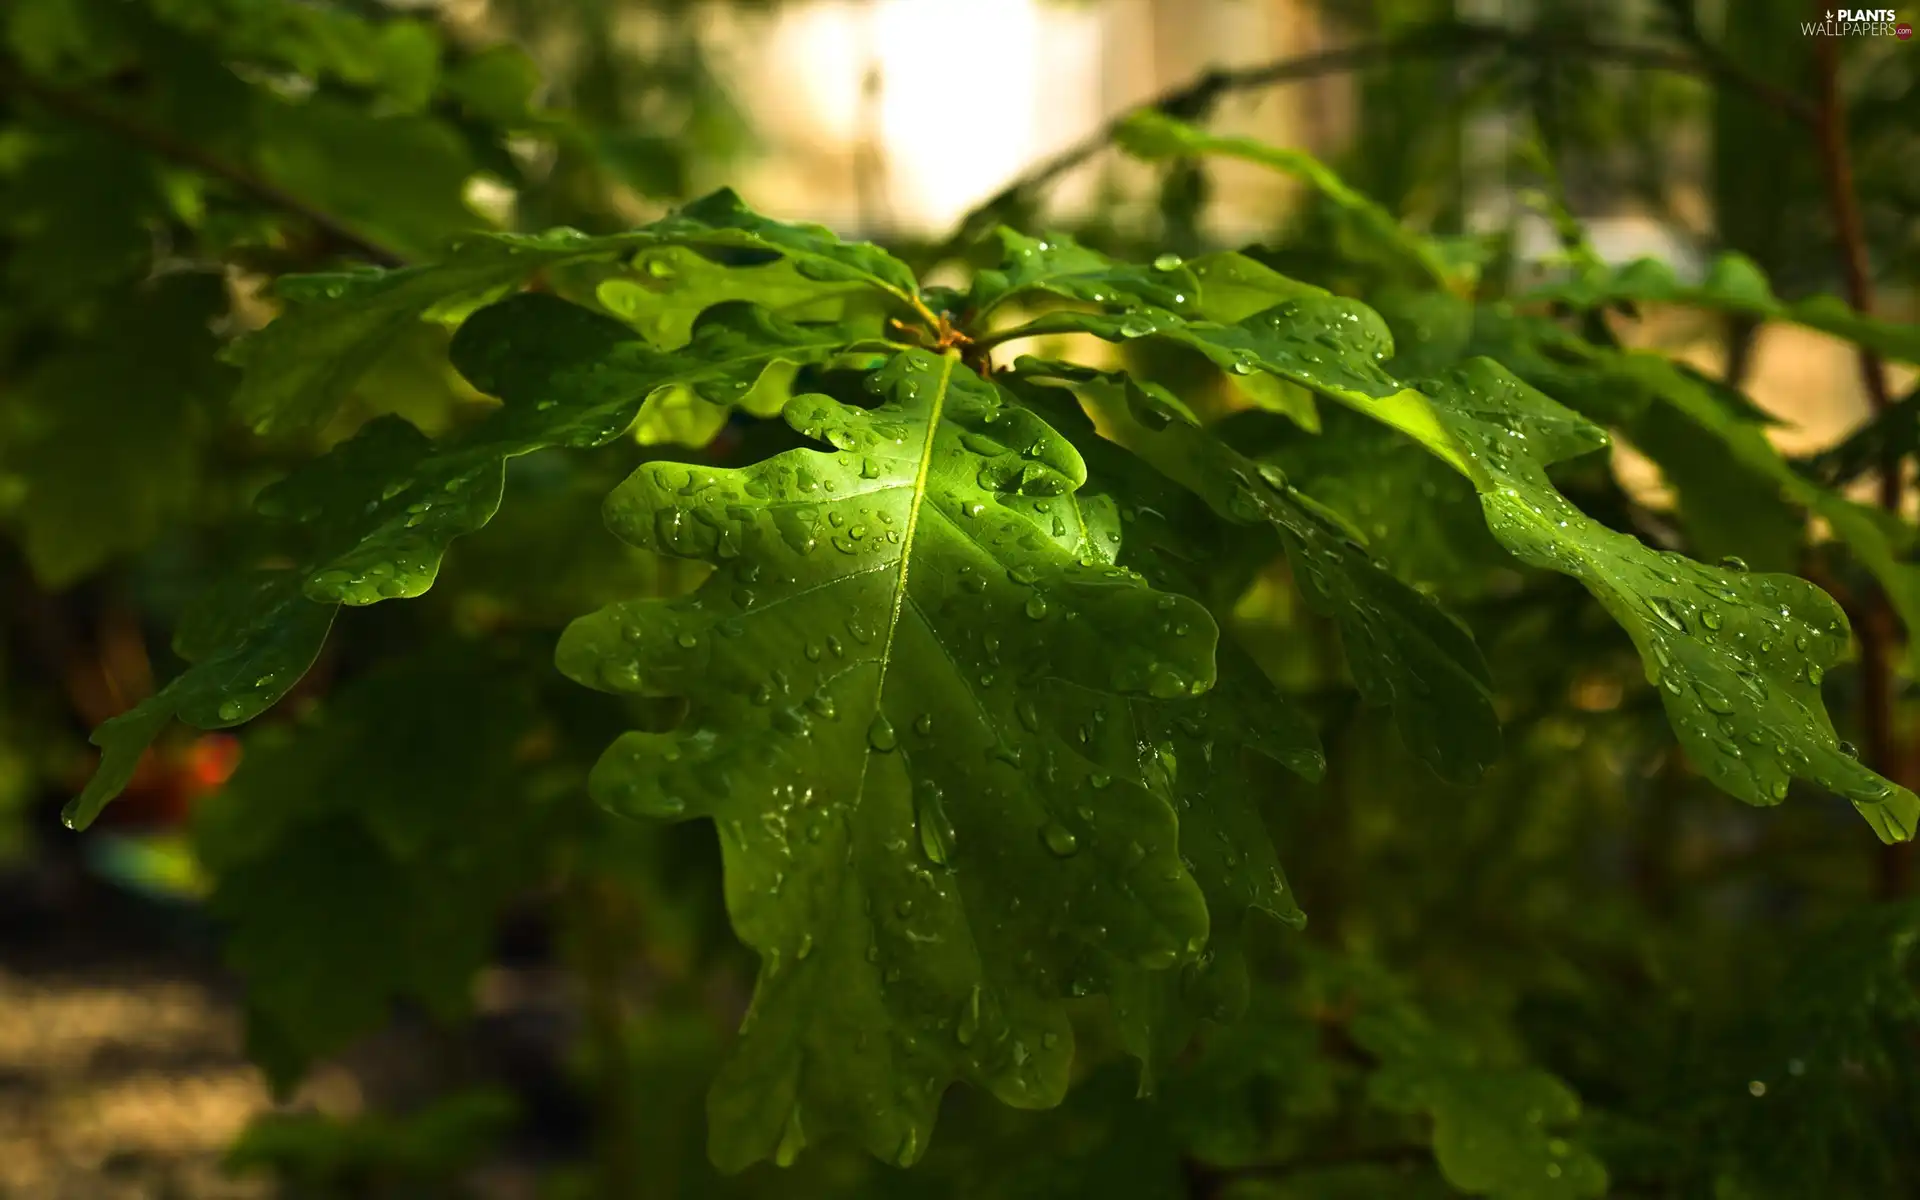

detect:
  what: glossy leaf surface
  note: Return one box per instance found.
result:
[557,349,1223,1168]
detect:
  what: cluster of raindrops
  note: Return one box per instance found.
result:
[977,233,1197,316]
[211,669,291,724]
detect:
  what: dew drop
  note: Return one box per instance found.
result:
[1648,595,1690,633]
[1015,698,1042,732]
[1695,683,1736,715]
[956,984,982,1046]
[916,782,955,865]
[1040,823,1079,857]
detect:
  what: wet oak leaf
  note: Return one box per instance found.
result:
[1001,285,1914,839]
[555,348,1224,1170]
[227,188,921,434]
[1001,380,1323,1087]
[67,294,858,828]
[1415,360,1919,842]
[967,228,1200,321]
[1013,358,1499,785]
[595,243,886,352]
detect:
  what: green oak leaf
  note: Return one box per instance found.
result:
[1598,351,1920,671]
[1107,685,1312,1094]
[1415,360,1918,841]
[0,273,230,587]
[986,294,1473,482]
[1184,251,1329,325]
[968,228,1200,321]
[194,645,556,1084]
[1354,1008,1609,1200]
[293,293,861,609]
[646,186,922,296]
[555,348,1225,1170]
[67,294,859,827]
[1014,358,1500,785]
[1614,385,1807,575]
[1005,394,1323,1089]
[1457,303,1806,573]
[64,575,337,831]
[227,188,922,434]
[1119,251,1322,430]
[1250,405,1509,595]
[1520,252,1920,365]
[1000,284,1914,838]
[594,243,886,350]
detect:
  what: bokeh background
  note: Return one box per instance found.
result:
[1,1,1917,1197]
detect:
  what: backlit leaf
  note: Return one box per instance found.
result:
[1521,253,1920,365]
[556,348,1225,1169]
[227,188,922,434]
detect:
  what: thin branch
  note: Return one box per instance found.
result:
[933,20,1814,260]
[1808,21,1910,891]
[0,64,410,267]
[1184,1146,1434,1199]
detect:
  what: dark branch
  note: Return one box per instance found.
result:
[1808,12,1911,893]
[1184,1145,1434,1199]
[932,21,1815,261]
[0,63,410,268]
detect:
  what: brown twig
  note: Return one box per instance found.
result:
[932,21,1814,261]
[1809,19,1910,890]
[0,63,409,267]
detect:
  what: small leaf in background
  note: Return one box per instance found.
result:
[0,273,231,587]
[195,645,565,1083]
[1118,112,1462,290]
[1355,1008,1609,1200]
[1520,253,1920,366]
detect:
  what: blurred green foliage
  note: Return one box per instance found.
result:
[3,2,1920,1199]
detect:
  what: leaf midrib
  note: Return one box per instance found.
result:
[852,351,958,806]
